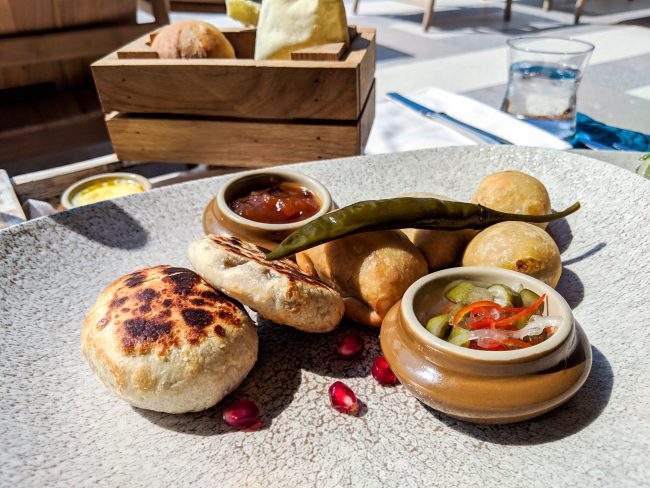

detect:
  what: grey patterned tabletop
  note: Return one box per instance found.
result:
[1,147,649,487]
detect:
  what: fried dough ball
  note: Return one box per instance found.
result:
[472,170,552,229]
[296,230,427,327]
[462,221,562,287]
[400,192,469,271]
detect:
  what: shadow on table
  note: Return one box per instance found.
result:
[136,319,377,434]
[429,345,613,445]
[547,217,608,310]
[135,317,302,435]
[299,321,379,380]
[555,267,585,309]
[547,217,573,253]
[563,242,607,266]
[50,201,148,250]
[549,216,607,265]
[377,44,413,63]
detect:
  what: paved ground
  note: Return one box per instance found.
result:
[353,0,650,132]
[171,0,650,133]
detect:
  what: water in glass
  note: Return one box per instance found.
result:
[501,37,594,141]
[502,61,580,140]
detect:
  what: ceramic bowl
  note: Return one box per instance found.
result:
[380,266,591,424]
[61,172,151,210]
[202,168,332,250]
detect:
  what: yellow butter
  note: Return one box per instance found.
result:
[72,179,145,207]
[226,0,261,27]
[254,0,349,60]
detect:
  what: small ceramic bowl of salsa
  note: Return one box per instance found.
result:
[203,169,332,250]
[380,266,591,424]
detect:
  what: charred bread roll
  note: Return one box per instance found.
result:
[188,235,344,333]
[81,266,258,414]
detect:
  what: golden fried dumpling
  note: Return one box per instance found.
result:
[471,170,552,229]
[296,230,427,327]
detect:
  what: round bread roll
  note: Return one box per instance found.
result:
[471,170,552,229]
[296,230,428,327]
[188,235,344,333]
[400,192,469,271]
[462,221,562,287]
[151,20,236,59]
[81,265,257,414]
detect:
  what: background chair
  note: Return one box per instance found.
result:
[543,0,587,24]
[352,0,514,31]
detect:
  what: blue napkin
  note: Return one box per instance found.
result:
[571,113,650,151]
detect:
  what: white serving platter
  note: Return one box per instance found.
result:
[1,147,648,487]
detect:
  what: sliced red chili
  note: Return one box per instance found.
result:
[465,319,493,330]
[452,301,501,326]
[476,340,509,351]
[492,294,546,328]
[503,338,532,349]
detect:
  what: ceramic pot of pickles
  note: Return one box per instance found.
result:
[380,266,591,424]
[203,169,332,250]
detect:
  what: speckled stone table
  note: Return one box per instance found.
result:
[569,149,647,173]
[1,147,648,487]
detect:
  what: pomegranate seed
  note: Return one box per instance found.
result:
[372,356,399,386]
[223,399,261,430]
[336,331,364,358]
[328,381,359,415]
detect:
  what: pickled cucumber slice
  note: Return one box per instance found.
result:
[520,288,544,315]
[426,313,451,338]
[464,286,494,304]
[448,326,471,347]
[448,303,463,316]
[488,284,518,307]
[445,281,475,303]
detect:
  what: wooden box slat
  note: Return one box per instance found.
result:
[291,43,347,61]
[0,23,160,68]
[0,0,137,36]
[169,0,226,13]
[0,23,160,90]
[92,28,376,121]
[107,82,375,165]
[0,86,108,170]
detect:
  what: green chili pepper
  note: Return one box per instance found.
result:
[265,198,580,260]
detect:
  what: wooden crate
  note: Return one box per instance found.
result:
[170,0,225,13]
[92,26,376,165]
[0,0,137,35]
[0,23,161,91]
[0,85,110,173]
[0,0,170,171]
[0,0,139,90]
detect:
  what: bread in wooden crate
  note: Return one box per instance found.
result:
[91,26,376,166]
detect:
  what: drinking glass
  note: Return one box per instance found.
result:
[501,37,594,140]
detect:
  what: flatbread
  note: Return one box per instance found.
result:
[188,235,344,333]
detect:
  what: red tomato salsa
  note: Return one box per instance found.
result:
[229,182,321,224]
